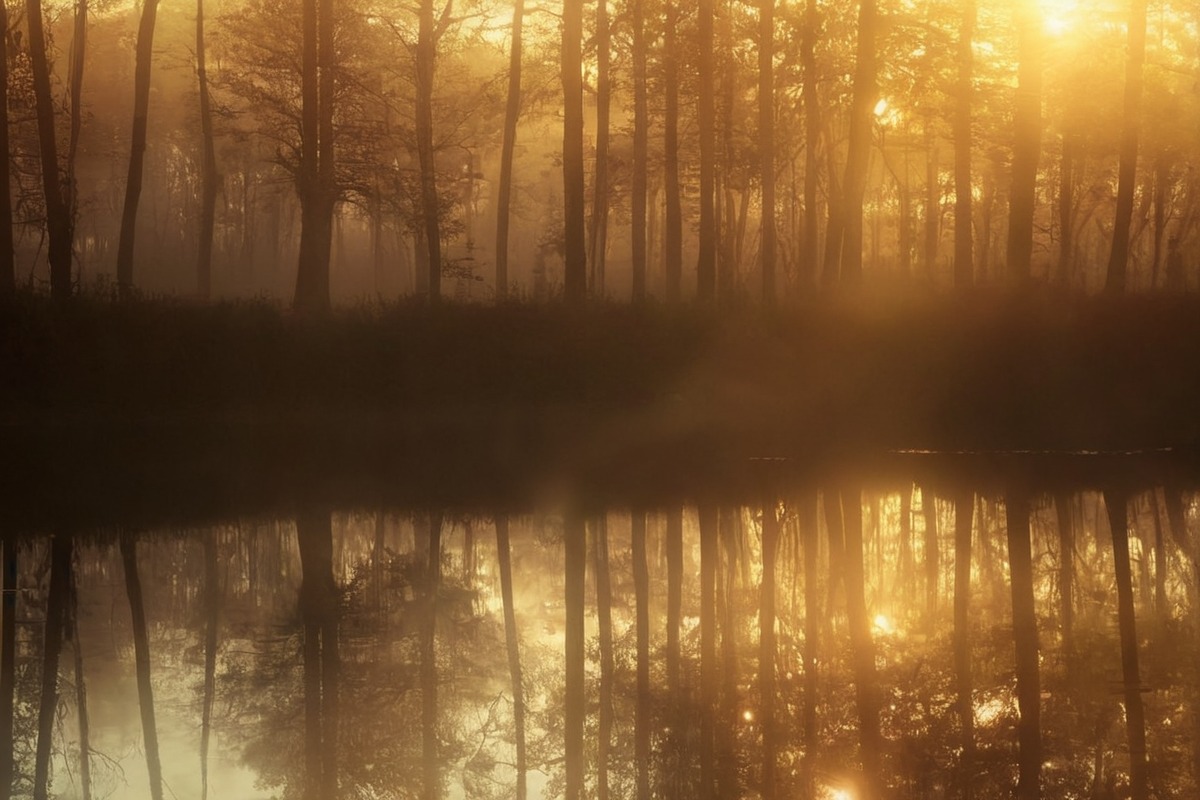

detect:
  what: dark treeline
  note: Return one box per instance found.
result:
[2,487,1200,798]
[0,0,1197,306]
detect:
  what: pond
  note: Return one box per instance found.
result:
[4,456,1198,799]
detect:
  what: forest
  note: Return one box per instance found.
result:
[5,0,1200,799]
[0,0,1196,303]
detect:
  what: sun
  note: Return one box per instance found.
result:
[1039,0,1079,37]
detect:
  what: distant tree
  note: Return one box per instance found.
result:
[563,513,586,799]
[1104,0,1148,293]
[662,4,682,301]
[0,538,17,800]
[1006,1,1042,285]
[494,0,524,301]
[561,0,586,303]
[24,0,74,299]
[115,0,161,298]
[0,0,12,295]
[196,0,219,299]
[415,0,447,302]
[1005,492,1041,800]
[121,534,164,800]
[589,0,611,295]
[838,0,878,285]
[697,0,716,301]
[758,0,776,304]
[801,0,820,289]
[631,0,648,303]
[953,0,974,288]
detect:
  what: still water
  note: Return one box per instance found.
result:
[6,483,1200,799]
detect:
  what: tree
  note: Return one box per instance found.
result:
[24,0,75,299]
[0,0,14,295]
[1103,0,1148,292]
[293,0,337,313]
[115,0,162,298]
[631,0,648,302]
[953,0,975,288]
[663,5,683,301]
[494,0,524,301]
[562,0,586,303]
[416,0,446,302]
[420,513,440,800]
[759,0,776,303]
[697,0,716,301]
[589,0,611,295]
[1005,492,1041,800]
[201,532,221,800]
[593,518,614,800]
[838,0,879,285]
[631,512,651,800]
[1006,1,1043,285]
[953,491,975,800]
[33,537,71,800]
[801,0,821,289]
[0,538,17,800]
[759,496,780,799]
[495,518,526,798]
[196,0,219,299]
[563,512,586,799]
[297,510,339,800]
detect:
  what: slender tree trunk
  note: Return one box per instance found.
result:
[589,0,611,295]
[631,0,648,302]
[954,491,974,800]
[1105,0,1148,293]
[495,518,526,798]
[34,538,71,800]
[417,0,442,301]
[1005,493,1041,800]
[1007,2,1043,285]
[0,2,15,294]
[802,0,821,289]
[196,0,218,299]
[760,496,780,799]
[841,490,883,796]
[1103,491,1149,800]
[924,121,939,282]
[632,512,651,800]
[201,532,220,800]
[25,0,74,299]
[899,486,913,600]
[665,508,683,799]
[839,0,878,285]
[562,0,586,303]
[421,512,441,800]
[697,0,716,301]
[0,539,15,800]
[69,561,91,800]
[1057,135,1074,285]
[759,0,776,302]
[699,505,719,800]
[495,0,523,301]
[293,0,334,312]
[1150,494,1168,621]
[953,0,974,288]
[564,512,586,800]
[663,5,682,300]
[121,534,164,800]
[114,0,161,297]
[717,511,739,798]
[593,518,614,800]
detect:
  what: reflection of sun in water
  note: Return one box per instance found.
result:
[872,613,895,635]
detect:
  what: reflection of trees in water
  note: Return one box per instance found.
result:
[7,488,1200,798]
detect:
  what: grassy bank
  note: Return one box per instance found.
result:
[3,291,1200,527]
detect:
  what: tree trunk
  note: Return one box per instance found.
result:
[121,533,164,800]
[699,505,719,800]
[495,518,526,798]
[24,0,74,299]
[0,2,15,294]
[924,121,939,282]
[953,491,974,800]
[115,0,161,297]
[899,486,913,599]
[564,511,586,800]
[196,0,219,299]
[562,0,587,303]
[665,508,683,798]
[953,0,974,289]
[924,487,939,618]
[760,496,780,799]
[417,0,442,302]
[293,0,335,312]
[593,517,614,800]
[631,0,648,302]
[201,532,220,800]
[802,0,820,290]
[589,0,611,296]
[717,510,739,798]
[1007,2,1043,285]
[1104,0,1148,293]
[663,5,682,300]
[421,512,441,800]
[839,0,878,285]
[1103,491,1149,800]
[297,511,338,800]
[697,0,717,301]
[759,0,776,303]
[0,539,15,800]
[1057,135,1075,285]
[494,0,523,301]
[632,512,651,800]
[1005,493,1041,800]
